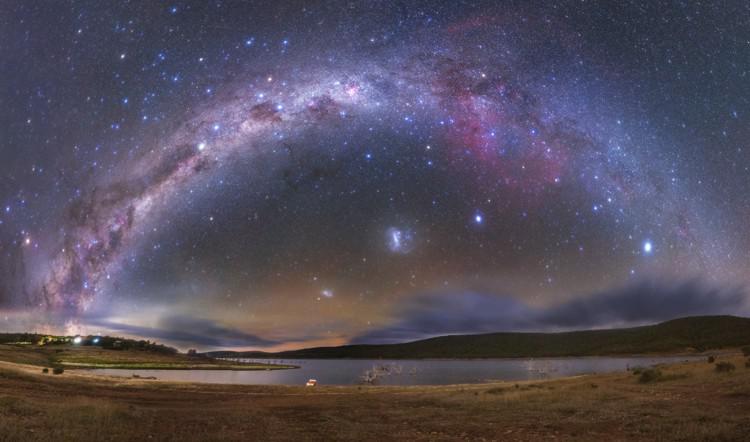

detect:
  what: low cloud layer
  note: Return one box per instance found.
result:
[70,279,749,349]
[353,279,749,344]
[91,315,279,348]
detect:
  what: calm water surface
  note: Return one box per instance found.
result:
[89,356,696,386]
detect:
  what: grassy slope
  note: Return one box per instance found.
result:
[1,353,750,441]
[209,315,750,359]
[0,344,295,370]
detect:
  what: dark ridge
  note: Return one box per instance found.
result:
[205,315,750,359]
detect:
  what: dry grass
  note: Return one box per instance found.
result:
[1,353,750,441]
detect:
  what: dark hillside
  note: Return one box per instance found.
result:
[207,316,750,359]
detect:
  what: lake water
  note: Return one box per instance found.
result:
[87,356,696,386]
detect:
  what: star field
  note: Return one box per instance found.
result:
[1,1,749,348]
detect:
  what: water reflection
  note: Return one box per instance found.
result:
[88,356,696,386]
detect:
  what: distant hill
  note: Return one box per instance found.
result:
[206,316,750,359]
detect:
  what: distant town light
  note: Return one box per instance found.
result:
[73,336,82,344]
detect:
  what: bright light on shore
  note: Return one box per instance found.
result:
[73,336,82,344]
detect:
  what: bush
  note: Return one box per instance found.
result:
[631,366,645,375]
[638,368,662,383]
[745,359,750,369]
[52,367,64,375]
[714,362,735,373]
[707,355,715,363]
[42,368,49,374]
[742,346,750,357]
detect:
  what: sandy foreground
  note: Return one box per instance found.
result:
[1,354,750,441]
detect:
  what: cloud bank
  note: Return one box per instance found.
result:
[353,279,749,344]
[91,315,279,348]
[66,279,749,349]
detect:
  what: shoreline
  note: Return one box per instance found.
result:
[224,352,717,362]
[67,353,707,387]
[0,358,606,390]
[60,362,299,371]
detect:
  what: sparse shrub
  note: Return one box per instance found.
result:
[741,346,750,357]
[707,355,715,363]
[52,366,64,375]
[714,362,735,373]
[42,368,49,374]
[631,366,645,375]
[638,368,662,383]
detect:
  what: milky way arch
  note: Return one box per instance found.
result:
[11,40,717,331]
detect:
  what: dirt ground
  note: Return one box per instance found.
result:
[1,353,750,441]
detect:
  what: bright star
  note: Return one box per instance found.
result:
[643,241,653,254]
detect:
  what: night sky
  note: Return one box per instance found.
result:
[2,1,749,350]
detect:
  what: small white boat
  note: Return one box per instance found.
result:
[305,379,318,387]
